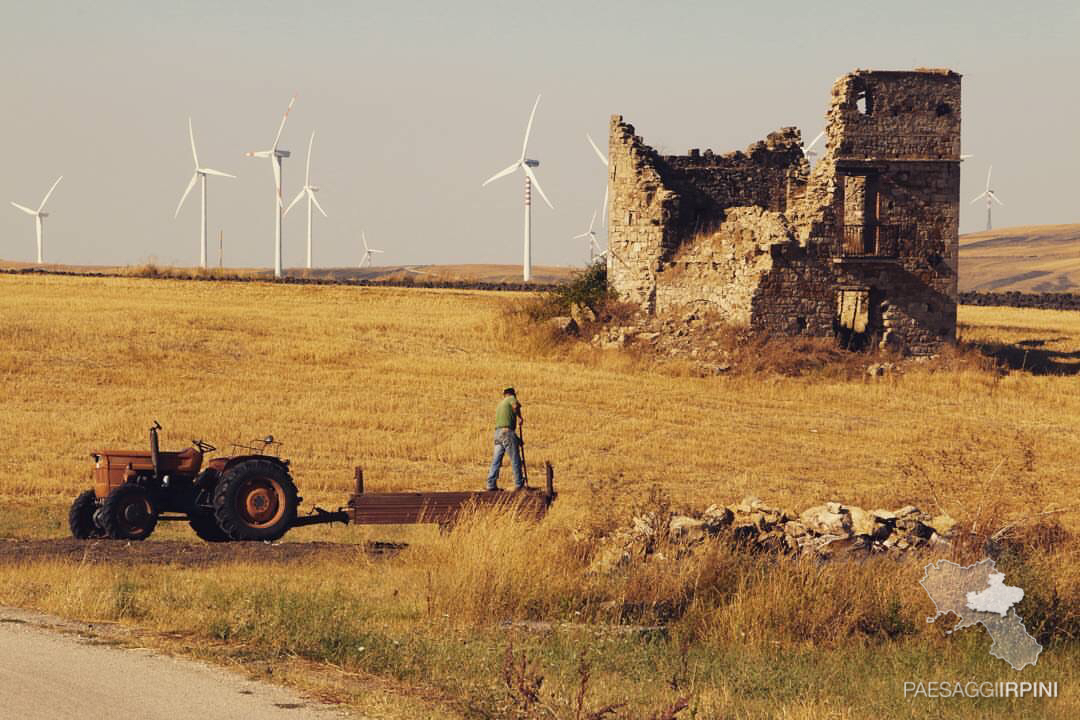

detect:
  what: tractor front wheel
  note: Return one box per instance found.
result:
[101,484,158,540]
[212,460,297,541]
[68,489,104,539]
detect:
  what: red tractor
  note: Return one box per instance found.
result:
[69,422,299,542]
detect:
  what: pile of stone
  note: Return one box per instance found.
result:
[590,496,957,573]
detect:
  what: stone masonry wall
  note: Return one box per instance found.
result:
[607,68,962,354]
[654,207,790,323]
[607,118,806,312]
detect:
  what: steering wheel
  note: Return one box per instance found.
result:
[192,439,217,453]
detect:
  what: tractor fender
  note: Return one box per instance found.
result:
[221,455,291,473]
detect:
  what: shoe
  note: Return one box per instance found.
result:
[486,486,502,492]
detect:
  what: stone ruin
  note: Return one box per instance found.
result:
[605,69,962,355]
[590,497,957,573]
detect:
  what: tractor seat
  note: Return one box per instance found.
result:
[158,447,203,475]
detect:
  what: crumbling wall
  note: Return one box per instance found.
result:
[607,117,806,311]
[654,207,791,323]
[607,68,962,355]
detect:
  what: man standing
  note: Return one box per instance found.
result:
[486,387,524,491]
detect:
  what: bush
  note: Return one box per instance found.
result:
[526,261,614,322]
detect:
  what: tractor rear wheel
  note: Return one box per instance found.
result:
[101,484,158,540]
[68,489,104,539]
[212,460,297,541]
[188,511,229,543]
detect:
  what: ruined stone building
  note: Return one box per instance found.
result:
[606,69,961,354]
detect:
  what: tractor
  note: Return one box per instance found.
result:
[68,421,299,542]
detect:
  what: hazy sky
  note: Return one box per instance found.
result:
[1,0,1077,269]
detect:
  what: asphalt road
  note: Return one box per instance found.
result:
[0,609,350,720]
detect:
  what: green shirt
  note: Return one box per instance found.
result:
[495,395,520,429]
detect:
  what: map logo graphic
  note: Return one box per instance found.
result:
[920,559,1042,671]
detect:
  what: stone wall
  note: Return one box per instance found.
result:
[607,68,962,354]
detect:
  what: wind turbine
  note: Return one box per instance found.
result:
[359,232,383,268]
[970,165,1004,232]
[574,210,606,264]
[586,133,609,229]
[285,131,327,269]
[481,94,554,283]
[175,118,235,269]
[10,176,62,265]
[803,130,825,164]
[245,96,295,278]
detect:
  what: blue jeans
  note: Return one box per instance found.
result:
[486,428,523,490]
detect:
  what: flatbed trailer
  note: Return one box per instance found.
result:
[294,462,557,529]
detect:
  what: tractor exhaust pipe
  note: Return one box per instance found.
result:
[149,420,162,481]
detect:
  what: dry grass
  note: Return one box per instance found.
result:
[0,274,1078,717]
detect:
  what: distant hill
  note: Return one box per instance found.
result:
[959,224,1080,293]
[0,260,579,286]
[7,229,1079,294]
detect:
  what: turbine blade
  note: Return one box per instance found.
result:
[284,188,305,216]
[10,202,37,216]
[175,173,199,217]
[586,133,609,166]
[199,168,236,178]
[272,95,296,150]
[601,184,609,229]
[482,161,520,187]
[990,192,1004,207]
[986,165,992,191]
[805,130,825,153]
[370,249,384,254]
[306,131,314,185]
[970,192,987,204]
[523,165,553,209]
[520,94,541,161]
[309,189,327,217]
[573,232,589,239]
[188,117,199,168]
[588,209,597,232]
[362,231,369,252]
[38,176,62,212]
[246,150,271,158]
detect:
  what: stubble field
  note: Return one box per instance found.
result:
[0,274,1077,719]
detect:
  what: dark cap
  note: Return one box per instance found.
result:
[503,387,516,396]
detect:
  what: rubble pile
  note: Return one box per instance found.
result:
[591,496,957,573]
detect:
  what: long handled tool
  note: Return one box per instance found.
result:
[517,424,529,487]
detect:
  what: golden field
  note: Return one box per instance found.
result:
[0,274,1077,719]
[959,223,1080,293]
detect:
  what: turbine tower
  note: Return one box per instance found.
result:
[970,165,1004,232]
[175,118,235,268]
[481,94,554,283]
[574,210,605,264]
[359,232,383,268]
[285,131,327,269]
[245,96,295,278]
[586,133,609,228]
[10,176,62,265]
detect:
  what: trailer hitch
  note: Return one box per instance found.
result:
[292,506,351,528]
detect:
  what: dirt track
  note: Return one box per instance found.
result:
[0,607,353,719]
[0,538,405,567]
